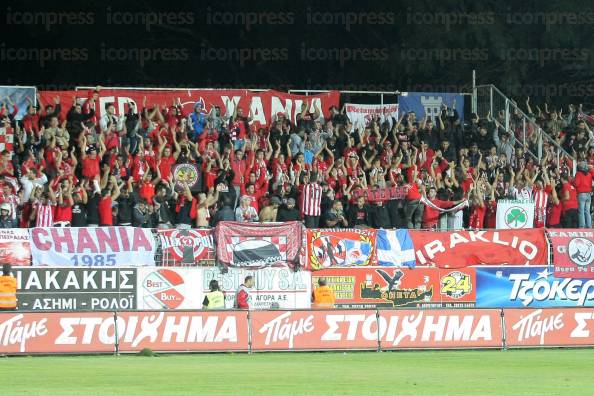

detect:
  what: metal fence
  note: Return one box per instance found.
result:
[474,84,576,174]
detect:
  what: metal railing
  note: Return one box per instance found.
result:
[474,84,576,174]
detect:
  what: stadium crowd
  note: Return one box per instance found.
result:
[0,88,592,231]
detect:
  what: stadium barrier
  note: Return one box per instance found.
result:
[4,226,593,274]
[1,307,593,354]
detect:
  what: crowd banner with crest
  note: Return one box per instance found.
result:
[214,221,302,269]
[158,229,214,266]
[547,229,594,278]
[306,228,377,270]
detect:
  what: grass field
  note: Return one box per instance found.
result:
[1,349,594,395]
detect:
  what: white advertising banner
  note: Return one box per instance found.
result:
[29,227,156,267]
[202,267,312,310]
[136,267,203,310]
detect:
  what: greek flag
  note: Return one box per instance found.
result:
[376,229,416,267]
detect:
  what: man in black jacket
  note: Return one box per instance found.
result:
[276,198,301,222]
[211,196,235,226]
[67,99,96,138]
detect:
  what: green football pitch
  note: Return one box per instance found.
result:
[1,349,594,395]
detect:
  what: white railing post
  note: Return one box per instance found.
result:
[505,99,510,132]
[489,86,494,118]
[472,70,477,115]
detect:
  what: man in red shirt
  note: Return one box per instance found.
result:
[422,186,463,229]
[574,162,594,228]
[404,166,423,229]
[235,276,254,309]
[157,130,181,181]
[53,179,74,227]
[80,134,106,194]
[98,176,121,226]
[561,174,578,228]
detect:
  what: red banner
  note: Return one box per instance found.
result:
[214,221,302,269]
[251,308,502,351]
[378,309,503,349]
[0,312,116,354]
[251,310,378,351]
[547,229,594,278]
[39,89,340,127]
[351,186,408,202]
[116,311,249,352]
[313,267,475,308]
[504,308,594,347]
[410,229,549,268]
[158,229,214,266]
[306,229,378,270]
[0,311,249,354]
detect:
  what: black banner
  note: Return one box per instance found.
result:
[14,268,137,311]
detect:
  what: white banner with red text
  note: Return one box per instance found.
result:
[29,227,156,267]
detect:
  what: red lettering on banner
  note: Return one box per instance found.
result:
[77,228,97,252]
[131,228,153,252]
[31,228,51,251]
[96,227,119,253]
[120,227,131,251]
[50,228,75,253]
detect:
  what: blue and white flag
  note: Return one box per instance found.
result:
[398,92,464,122]
[376,229,416,267]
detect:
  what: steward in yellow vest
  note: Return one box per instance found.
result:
[202,279,225,310]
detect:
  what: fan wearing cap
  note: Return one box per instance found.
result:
[258,196,281,223]
[235,195,259,222]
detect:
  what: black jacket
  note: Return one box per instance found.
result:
[211,205,235,226]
